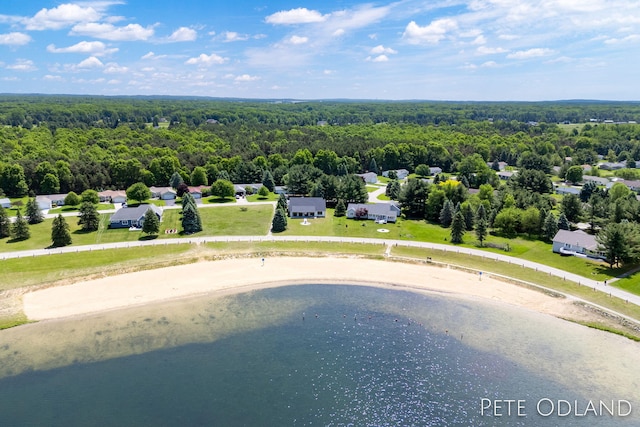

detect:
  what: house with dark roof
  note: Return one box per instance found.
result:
[109,204,163,229]
[346,203,400,223]
[552,229,605,260]
[288,197,326,218]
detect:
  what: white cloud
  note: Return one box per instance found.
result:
[167,27,197,42]
[103,63,129,73]
[47,41,118,56]
[507,48,554,59]
[472,35,486,45]
[323,69,335,75]
[265,8,326,25]
[185,53,227,66]
[370,54,389,62]
[481,61,498,67]
[0,32,31,46]
[71,22,155,41]
[402,18,458,45]
[333,29,345,37]
[24,4,101,30]
[371,45,397,55]
[476,46,508,55]
[224,31,249,42]
[43,75,64,81]
[77,56,104,69]
[6,59,37,72]
[235,74,260,82]
[288,35,309,45]
[604,34,640,44]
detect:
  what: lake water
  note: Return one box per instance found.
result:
[0,284,638,426]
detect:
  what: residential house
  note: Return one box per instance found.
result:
[620,179,640,192]
[582,176,609,186]
[274,186,287,195]
[99,190,127,204]
[149,186,176,200]
[346,203,400,223]
[109,204,163,229]
[356,172,378,184]
[187,186,208,199]
[554,184,582,196]
[0,198,10,209]
[497,171,516,180]
[35,193,68,210]
[598,161,626,170]
[382,169,409,179]
[552,230,605,260]
[288,197,326,218]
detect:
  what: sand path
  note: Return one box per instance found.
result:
[23,257,581,321]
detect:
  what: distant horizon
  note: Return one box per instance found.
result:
[1,2,639,100]
[2,93,640,104]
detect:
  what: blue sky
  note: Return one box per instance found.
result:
[1,1,639,100]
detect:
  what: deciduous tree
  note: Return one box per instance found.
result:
[126,182,151,204]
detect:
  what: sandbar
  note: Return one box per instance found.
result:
[23,256,585,322]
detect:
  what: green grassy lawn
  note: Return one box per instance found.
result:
[204,196,236,204]
[376,193,391,201]
[0,204,274,252]
[366,185,378,192]
[49,203,114,214]
[246,192,278,202]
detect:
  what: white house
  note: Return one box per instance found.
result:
[382,169,409,179]
[0,198,10,209]
[356,172,378,184]
[346,203,400,223]
[552,230,605,260]
[429,167,443,175]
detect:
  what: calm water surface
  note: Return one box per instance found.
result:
[0,284,638,426]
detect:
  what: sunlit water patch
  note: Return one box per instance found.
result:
[0,284,638,426]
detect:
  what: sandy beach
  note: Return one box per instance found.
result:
[23,256,587,322]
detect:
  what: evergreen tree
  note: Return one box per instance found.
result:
[334,199,346,217]
[169,171,184,189]
[11,210,30,241]
[439,199,454,227]
[262,170,275,192]
[475,216,488,247]
[460,202,474,230]
[385,179,401,200]
[557,213,570,230]
[181,193,202,233]
[399,178,429,218]
[142,208,160,235]
[271,208,287,232]
[475,204,487,223]
[277,193,288,212]
[78,201,100,232]
[450,211,466,244]
[369,158,378,174]
[542,211,558,241]
[0,206,10,238]
[51,214,71,247]
[25,197,44,224]
[596,221,640,268]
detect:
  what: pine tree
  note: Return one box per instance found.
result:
[450,211,466,244]
[169,171,183,189]
[181,193,202,233]
[557,213,570,230]
[51,214,71,247]
[369,158,378,174]
[142,208,160,235]
[542,211,559,241]
[0,206,11,238]
[439,199,454,227]
[11,210,30,241]
[78,201,100,232]
[277,193,288,212]
[25,197,44,224]
[474,204,488,246]
[334,199,346,217]
[385,179,401,200]
[262,170,275,192]
[460,202,474,230]
[271,208,287,232]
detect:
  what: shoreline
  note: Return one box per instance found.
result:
[23,256,598,325]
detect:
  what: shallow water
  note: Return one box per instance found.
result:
[0,284,638,426]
